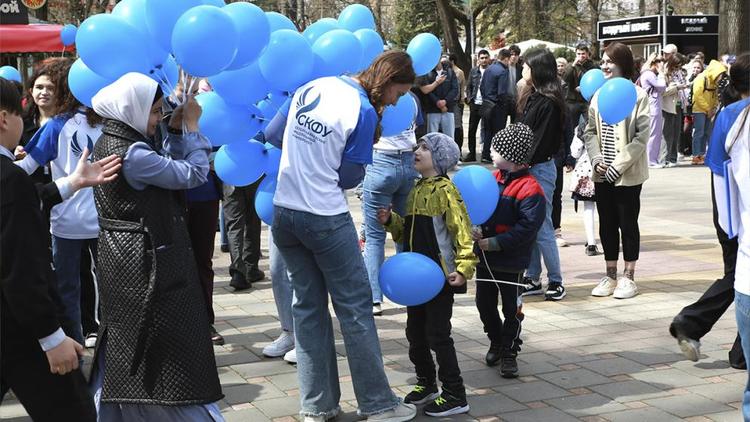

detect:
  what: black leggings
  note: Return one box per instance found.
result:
[594,182,642,261]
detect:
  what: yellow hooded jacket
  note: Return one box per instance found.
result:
[691,60,728,114]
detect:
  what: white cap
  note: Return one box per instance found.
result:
[663,44,678,54]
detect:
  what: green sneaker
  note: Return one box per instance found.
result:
[404,383,439,405]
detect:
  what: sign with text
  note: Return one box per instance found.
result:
[598,15,660,40]
[0,0,29,24]
[667,15,719,35]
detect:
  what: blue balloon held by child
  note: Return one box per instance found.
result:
[598,77,637,125]
[379,252,445,306]
[579,68,606,101]
[452,165,500,225]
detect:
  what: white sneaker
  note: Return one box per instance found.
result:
[367,402,417,422]
[304,417,325,422]
[591,277,616,297]
[613,277,638,299]
[262,331,294,358]
[283,348,297,364]
[84,333,98,348]
[373,303,383,316]
[678,337,701,362]
[554,229,568,247]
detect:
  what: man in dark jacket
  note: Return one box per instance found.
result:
[479,50,511,163]
[418,59,459,137]
[563,43,599,128]
[463,49,491,162]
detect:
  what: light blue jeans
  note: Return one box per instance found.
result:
[735,291,750,421]
[363,151,417,304]
[271,207,400,418]
[526,160,563,285]
[269,230,294,333]
[427,112,455,137]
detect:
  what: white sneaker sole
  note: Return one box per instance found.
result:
[613,290,638,299]
[678,338,700,362]
[545,291,566,301]
[591,289,614,297]
[263,346,294,358]
[424,404,470,417]
[406,391,440,405]
[521,288,544,297]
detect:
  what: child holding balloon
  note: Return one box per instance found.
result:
[473,123,546,378]
[377,132,477,417]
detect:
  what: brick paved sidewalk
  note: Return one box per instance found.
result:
[1,163,744,422]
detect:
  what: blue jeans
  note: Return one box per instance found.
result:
[363,151,418,303]
[427,112,455,137]
[271,207,400,417]
[735,291,750,421]
[268,230,294,333]
[526,160,563,285]
[692,112,711,156]
[52,236,97,344]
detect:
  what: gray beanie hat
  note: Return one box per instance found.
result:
[490,123,535,165]
[419,132,460,175]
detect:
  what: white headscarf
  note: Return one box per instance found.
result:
[92,72,158,137]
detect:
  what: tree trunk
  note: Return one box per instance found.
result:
[639,0,646,15]
[370,0,383,34]
[435,0,471,77]
[589,0,601,58]
[721,0,750,55]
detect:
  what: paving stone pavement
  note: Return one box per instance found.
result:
[1,160,746,422]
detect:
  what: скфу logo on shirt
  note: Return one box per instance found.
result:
[295,86,332,138]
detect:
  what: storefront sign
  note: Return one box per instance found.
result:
[598,15,660,40]
[667,15,719,35]
[0,0,29,24]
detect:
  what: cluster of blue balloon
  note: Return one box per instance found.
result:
[0,66,21,83]
[579,69,637,125]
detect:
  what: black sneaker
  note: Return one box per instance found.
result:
[585,244,602,256]
[460,153,476,162]
[500,352,519,378]
[220,244,229,253]
[230,273,252,291]
[521,277,543,296]
[247,267,266,283]
[485,343,502,367]
[210,325,225,346]
[545,284,566,301]
[404,383,439,405]
[423,392,470,417]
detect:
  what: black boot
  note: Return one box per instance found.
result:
[500,348,519,378]
[485,342,502,367]
[230,273,251,291]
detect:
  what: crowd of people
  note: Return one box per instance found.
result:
[0,39,749,422]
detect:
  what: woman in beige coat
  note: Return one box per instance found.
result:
[583,42,650,300]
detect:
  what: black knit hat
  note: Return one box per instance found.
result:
[490,123,535,165]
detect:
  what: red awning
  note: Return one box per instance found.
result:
[0,24,76,53]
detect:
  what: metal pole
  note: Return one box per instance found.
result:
[662,0,668,50]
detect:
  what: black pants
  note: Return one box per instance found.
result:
[466,103,483,157]
[406,288,464,396]
[567,102,588,129]
[1,342,96,422]
[475,268,524,352]
[663,109,682,163]
[481,102,508,159]
[552,162,564,230]
[187,199,220,324]
[223,180,263,280]
[673,176,743,364]
[594,182,642,261]
[79,239,99,337]
[454,102,464,149]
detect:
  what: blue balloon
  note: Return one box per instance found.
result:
[209,61,269,106]
[113,0,170,68]
[452,165,500,224]
[172,6,238,77]
[60,24,77,46]
[407,33,441,76]
[254,176,276,226]
[354,29,384,71]
[196,92,261,146]
[337,4,375,32]
[0,66,21,83]
[256,98,278,119]
[263,143,282,178]
[598,77,638,125]
[203,0,225,6]
[68,59,114,108]
[266,11,296,32]
[311,29,363,77]
[302,19,339,45]
[76,14,151,79]
[379,252,445,306]
[381,93,416,137]
[223,3,270,70]
[267,90,292,110]
[147,55,179,94]
[580,69,606,102]
[145,0,203,53]
[259,30,314,92]
[215,140,267,186]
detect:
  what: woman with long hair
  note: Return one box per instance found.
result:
[270,51,417,422]
[639,53,667,167]
[662,54,689,166]
[583,42,650,299]
[515,49,567,301]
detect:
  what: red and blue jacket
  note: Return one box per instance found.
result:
[476,169,546,274]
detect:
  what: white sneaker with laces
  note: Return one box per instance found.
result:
[283,348,297,364]
[591,277,616,297]
[262,331,294,358]
[366,402,417,421]
[613,277,638,299]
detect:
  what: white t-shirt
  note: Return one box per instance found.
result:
[475,67,486,105]
[22,110,102,239]
[726,106,750,295]
[274,77,376,216]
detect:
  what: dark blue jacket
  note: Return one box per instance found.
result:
[476,169,545,274]
[479,62,509,104]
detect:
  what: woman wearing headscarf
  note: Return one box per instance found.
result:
[90,72,223,421]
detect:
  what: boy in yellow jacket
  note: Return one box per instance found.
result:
[691,59,728,163]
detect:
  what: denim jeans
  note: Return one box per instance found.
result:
[426,112,455,137]
[692,112,711,156]
[268,230,294,333]
[734,291,750,421]
[271,207,400,417]
[52,236,97,344]
[363,151,418,303]
[526,160,563,285]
